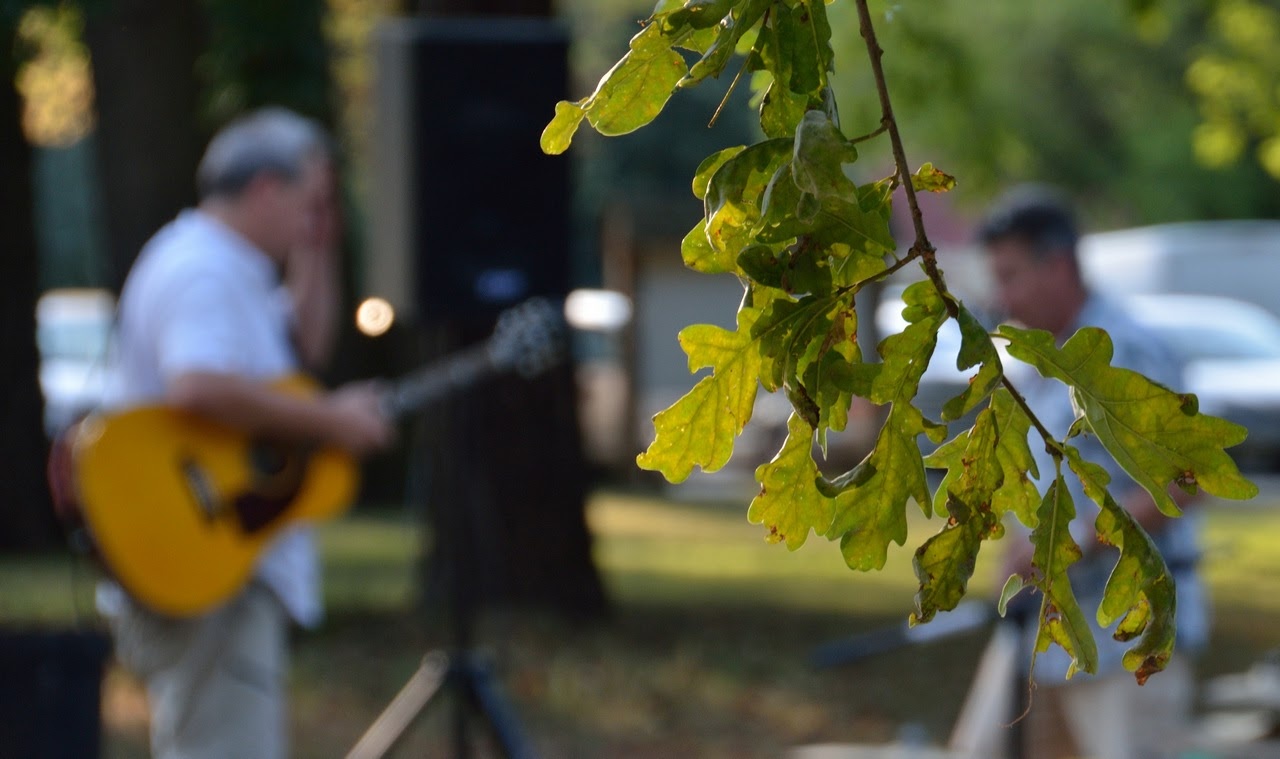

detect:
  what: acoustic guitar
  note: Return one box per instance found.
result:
[72,298,562,618]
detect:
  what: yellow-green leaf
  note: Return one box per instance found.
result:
[999,325,1258,515]
[826,403,935,571]
[911,162,957,193]
[540,101,587,155]
[850,279,946,406]
[941,303,1002,421]
[987,389,1042,527]
[587,44,689,136]
[1030,474,1098,678]
[913,406,1003,623]
[1066,448,1176,685]
[637,305,763,482]
[928,389,1042,529]
[748,413,834,549]
[682,221,737,274]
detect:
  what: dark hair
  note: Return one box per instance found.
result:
[196,107,332,200]
[976,184,1079,259]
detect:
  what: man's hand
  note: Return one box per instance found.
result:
[286,167,343,370]
[322,381,395,455]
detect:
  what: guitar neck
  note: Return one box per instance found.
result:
[380,342,498,419]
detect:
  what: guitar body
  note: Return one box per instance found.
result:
[73,375,359,618]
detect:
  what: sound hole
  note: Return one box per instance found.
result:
[233,441,310,534]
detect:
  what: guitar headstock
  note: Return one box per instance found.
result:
[488,297,566,377]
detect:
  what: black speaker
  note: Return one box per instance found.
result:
[371,18,571,325]
[0,630,110,759]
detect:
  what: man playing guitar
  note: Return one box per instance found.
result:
[76,107,393,759]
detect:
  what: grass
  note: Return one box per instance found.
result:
[3,486,1280,757]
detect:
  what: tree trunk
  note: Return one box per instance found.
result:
[83,0,205,292]
[0,19,58,551]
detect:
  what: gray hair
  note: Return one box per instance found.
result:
[196,107,332,200]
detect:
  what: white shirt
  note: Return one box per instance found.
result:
[101,209,322,627]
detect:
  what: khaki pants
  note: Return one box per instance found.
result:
[107,583,289,759]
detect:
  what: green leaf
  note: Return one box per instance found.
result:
[791,110,858,203]
[998,325,1259,514]
[684,0,772,85]
[826,403,935,571]
[736,243,787,288]
[637,304,763,482]
[849,279,946,407]
[759,160,810,242]
[912,407,1004,624]
[911,162,957,193]
[656,0,734,54]
[692,145,747,200]
[940,303,1002,422]
[813,189,896,275]
[800,302,859,438]
[705,138,794,261]
[748,413,834,549]
[752,292,843,392]
[782,2,823,95]
[1030,473,1098,679]
[754,5,818,139]
[752,290,859,440]
[759,79,813,139]
[829,244,888,289]
[1065,448,1177,685]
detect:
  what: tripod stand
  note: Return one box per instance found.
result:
[346,382,538,759]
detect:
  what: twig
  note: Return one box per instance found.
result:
[852,0,1063,463]
[852,0,952,318]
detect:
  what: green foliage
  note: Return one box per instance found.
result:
[1185,0,1280,179]
[824,0,1280,223]
[544,0,1257,682]
[198,0,333,128]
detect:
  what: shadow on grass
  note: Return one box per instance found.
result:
[282,601,989,759]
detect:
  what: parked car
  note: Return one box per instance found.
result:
[36,288,114,438]
[1121,293,1280,471]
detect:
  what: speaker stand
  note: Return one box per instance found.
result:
[346,374,539,759]
[344,649,537,759]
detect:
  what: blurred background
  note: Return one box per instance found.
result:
[5,0,1280,756]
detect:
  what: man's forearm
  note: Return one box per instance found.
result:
[167,371,343,445]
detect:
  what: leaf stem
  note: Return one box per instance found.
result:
[849,123,888,145]
[710,6,771,128]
